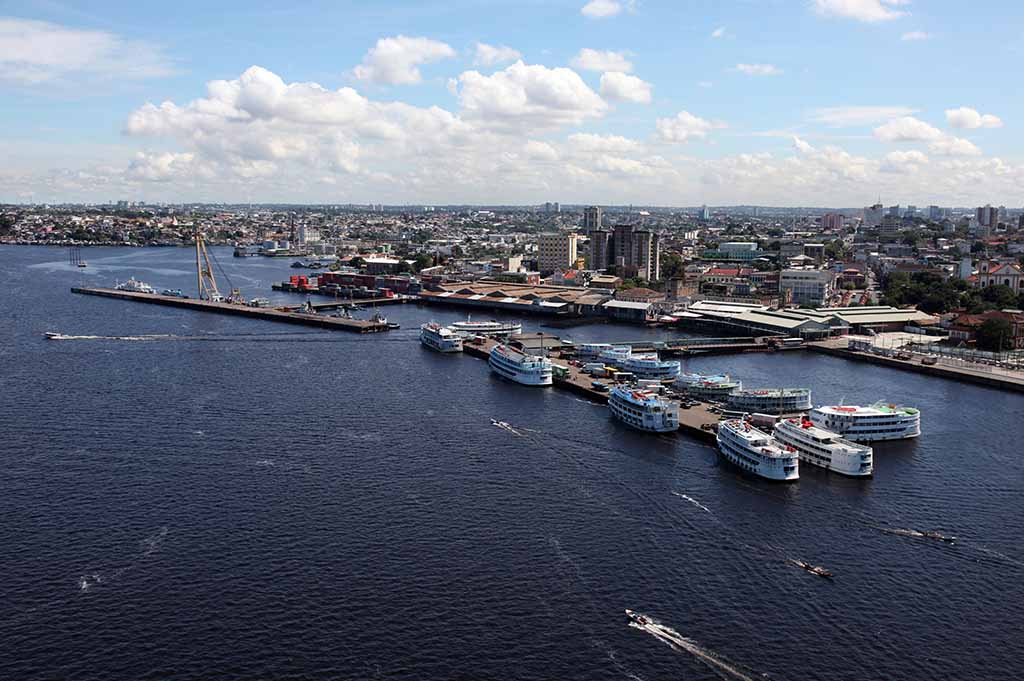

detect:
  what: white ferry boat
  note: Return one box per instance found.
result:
[716,419,799,481]
[420,323,464,353]
[684,377,743,401]
[452,316,522,337]
[576,343,613,358]
[773,418,873,477]
[114,277,156,294]
[598,346,680,380]
[608,385,680,433]
[488,344,553,386]
[809,402,920,442]
[676,372,731,386]
[726,388,812,414]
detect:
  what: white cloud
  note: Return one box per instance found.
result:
[474,42,521,67]
[929,136,982,157]
[568,133,642,154]
[455,61,607,129]
[901,30,929,41]
[353,35,455,85]
[656,110,725,143]
[581,0,624,18]
[522,140,559,161]
[732,63,782,76]
[711,26,726,38]
[881,150,928,173]
[810,105,918,127]
[873,116,943,142]
[811,0,909,23]
[0,16,175,84]
[945,106,1002,129]
[599,71,652,103]
[570,48,633,73]
[793,136,816,154]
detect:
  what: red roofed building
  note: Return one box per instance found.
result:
[948,310,1024,348]
[976,261,1024,290]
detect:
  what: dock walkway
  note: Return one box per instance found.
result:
[463,337,718,442]
[71,287,391,333]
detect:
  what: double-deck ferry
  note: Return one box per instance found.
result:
[488,344,553,386]
[575,343,613,358]
[451,316,522,337]
[608,385,680,432]
[420,323,463,353]
[716,419,799,481]
[683,376,742,401]
[726,388,812,414]
[809,402,920,442]
[773,418,873,477]
[598,346,680,380]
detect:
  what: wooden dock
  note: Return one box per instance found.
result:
[463,337,719,443]
[71,287,392,333]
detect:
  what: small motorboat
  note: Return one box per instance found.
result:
[625,609,652,626]
[44,332,63,340]
[790,559,833,579]
[387,322,401,330]
[920,530,956,544]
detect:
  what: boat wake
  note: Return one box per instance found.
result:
[880,527,956,544]
[671,491,711,514]
[490,418,523,436]
[628,614,770,681]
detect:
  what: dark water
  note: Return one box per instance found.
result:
[2,246,1022,681]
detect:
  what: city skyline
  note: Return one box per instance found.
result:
[2,0,1022,205]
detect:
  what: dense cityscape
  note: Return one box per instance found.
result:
[5,200,1023,350]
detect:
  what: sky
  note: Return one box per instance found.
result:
[0,0,1022,206]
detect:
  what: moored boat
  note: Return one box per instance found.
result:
[809,402,920,442]
[114,277,156,294]
[716,419,799,481]
[773,418,873,477]
[726,388,812,414]
[452,315,522,337]
[420,322,463,353]
[608,385,679,433]
[488,344,552,386]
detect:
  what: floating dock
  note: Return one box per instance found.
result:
[463,337,718,443]
[71,287,392,333]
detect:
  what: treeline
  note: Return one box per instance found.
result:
[882,271,1024,314]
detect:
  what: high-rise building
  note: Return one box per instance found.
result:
[863,203,884,228]
[927,205,944,221]
[587,228,611,270]
[537,232,579,273]
[887,205,901,217]
[977,205,999,229]
[780,269,836,307]
[822,213,843,231]
[611,223,660,281]
[583,206,603,231]
[699,205,711,221]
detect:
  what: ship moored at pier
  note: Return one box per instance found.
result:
[716,419,800,481]
[773,418,873,477]
[608,385,680,433]
[809,402,921,441]
[420,323,463,353]
[726,388,812,414]
[598,345,681,381]
[488,344,553,386]
[452,316,522,337]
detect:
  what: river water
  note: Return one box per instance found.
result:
[2,246,1022,680]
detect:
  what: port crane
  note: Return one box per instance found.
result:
[194,226,241,302]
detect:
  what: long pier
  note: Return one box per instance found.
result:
[807,341,1024,394]
[462,337,718,443]
[71,287,392,333]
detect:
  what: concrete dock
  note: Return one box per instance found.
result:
[808,338,1024,394]
[71,287,392,333]
[463,336,719,443]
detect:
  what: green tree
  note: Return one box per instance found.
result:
[976,317,1014,352]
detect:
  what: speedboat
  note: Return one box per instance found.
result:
[789,559,833,579]
[387,322,401,329]
[920,530,956,544]
[625,609,651,626]
[44,332,63,340]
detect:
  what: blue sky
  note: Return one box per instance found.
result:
[1,0,1021,205]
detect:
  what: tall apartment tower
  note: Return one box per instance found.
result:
[612,223,660,281]
[584,206,609,270]
[583,205,603,231]
[537,232,579,273]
